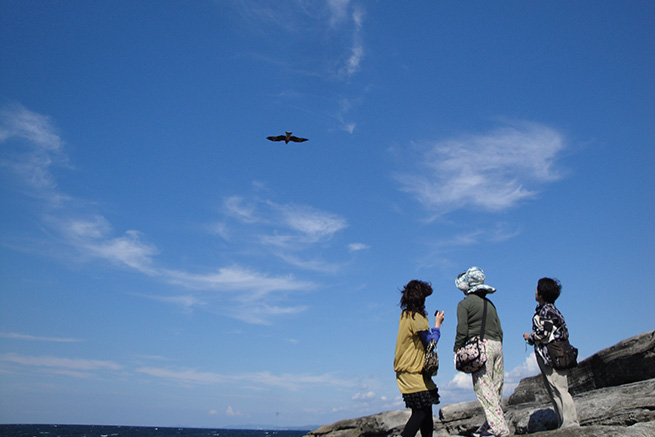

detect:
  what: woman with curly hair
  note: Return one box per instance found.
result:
[394,280,445,437]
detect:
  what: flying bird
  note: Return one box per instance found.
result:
[266,131,308,144]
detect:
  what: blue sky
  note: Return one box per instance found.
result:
[1,0,653,430]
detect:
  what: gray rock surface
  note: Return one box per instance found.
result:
[508,378,655,434]
[509,331,655,406]
[306,331,655,436]
[306,409,411,437]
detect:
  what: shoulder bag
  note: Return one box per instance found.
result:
[455,298,488,373]
[546,338,578,370]
[423,338,439,376]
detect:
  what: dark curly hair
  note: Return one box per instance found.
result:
[537,277,562,304]
[400,280,433,318]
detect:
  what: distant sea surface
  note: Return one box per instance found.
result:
[0,425,310,437]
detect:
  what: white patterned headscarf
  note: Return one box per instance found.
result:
[455,266,496,294]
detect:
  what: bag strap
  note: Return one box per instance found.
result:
[480,298,488,341]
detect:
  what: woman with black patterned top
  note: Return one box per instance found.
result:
[523,278,579,429]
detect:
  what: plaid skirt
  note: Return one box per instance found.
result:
[402,388,440,409]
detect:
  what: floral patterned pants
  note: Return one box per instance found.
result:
[472,340,509,436]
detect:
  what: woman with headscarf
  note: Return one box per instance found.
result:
[454,267,509,437]
[523,277,579,429]
[394,280,445,437]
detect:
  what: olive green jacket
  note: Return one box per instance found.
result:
[454,293,503,351]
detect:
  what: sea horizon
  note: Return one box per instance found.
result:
[0,424,312,437]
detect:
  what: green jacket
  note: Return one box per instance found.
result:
[454,293,503,351]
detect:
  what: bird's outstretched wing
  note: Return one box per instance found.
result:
[267,135,286,142]
[289,136,308,143]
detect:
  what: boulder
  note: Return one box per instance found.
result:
[306,410,411,437]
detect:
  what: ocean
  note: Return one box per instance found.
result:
[0,425,310,437]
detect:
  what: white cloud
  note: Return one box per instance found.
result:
[0,353,122,371]
[225,406,241,417]
[430,223,522,249]
[161,266,314,324]
[0,332,82,343]
[137,367,229,385]
[242,303,309,326]
[504,353,540,394]
[0,103,62,150]
[327,0,350,26]
[274,202,348,242]
[136,366,356,392]
[335,97,359,134]
[348,243,369,252]
[221,197,348,247]
[141,294,205,312]
[222,196,259,223]
[0,103,69,203]
[49,215,159,274]
[397,121,565,216]
[446,371,473,390]
[89,230,159,272]
[164,265,312,295]
[343,8,364,77]
[216,196,349,275]
[352,391,376,400]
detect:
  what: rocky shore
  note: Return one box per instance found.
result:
[306,331,655,437]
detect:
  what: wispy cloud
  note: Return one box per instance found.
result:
[138,295,205,312]
[164,265,312,296]
[136,366,230,385]
[159,266,314,324]
[218,195,349,272]
[335,96,360,134]
[0,332,82,343]
[222,196,349,245]
[396,121,566,217]
[0,103,63,151]
[327,0,350,27]
[348,243,369,252]
[0,102,69,204]
[338,5,364,79]
[136,366,356,392]
[430,223,522,249]
[267,201,348,245]
[0,353,123,372]
[48,214,160,275]
[222,196,259,224]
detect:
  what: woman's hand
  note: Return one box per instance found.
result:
[434,310,445,328]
